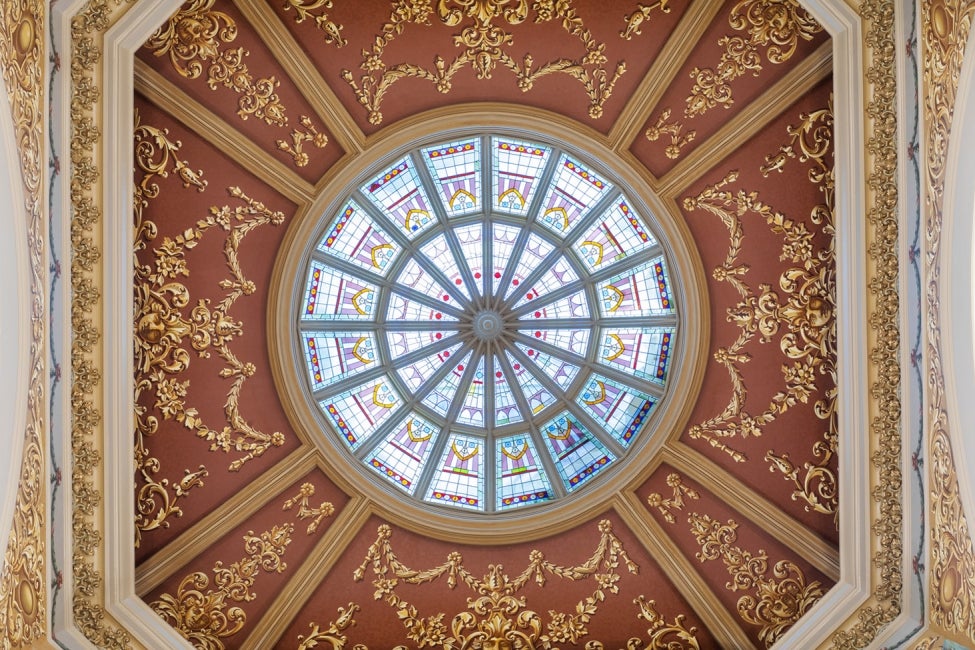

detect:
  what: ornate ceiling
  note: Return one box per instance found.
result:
[129,0,838,647]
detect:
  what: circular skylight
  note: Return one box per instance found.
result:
[297,135,677,514]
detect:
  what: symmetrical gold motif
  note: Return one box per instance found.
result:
[134,178,287,482]
[923,0,975,638]
[342,0,626,125]
[283,482,335,534]
[688,513,823,647]
[296,604,359,650]
[146,0,329,167]
[283,0,347,47]
[353,520,638,647]
[0,0,46,645]
[133,115,210,547]
[679,98,838,522]
[620,0,671,41]
[643,107,695,160]
[646,472,699,523]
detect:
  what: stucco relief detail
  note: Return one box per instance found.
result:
[922,0,975,639]
[0,0,45,645]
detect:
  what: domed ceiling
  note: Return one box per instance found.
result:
[131,0,837,647]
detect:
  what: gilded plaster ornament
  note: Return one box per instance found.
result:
[688,513,823,647]
[283,482,336,534]
[0,0,46,645]
[342,0,626,125]
[643,107,695,160]
[353,520,638,648]
[295,604,359,650]
[283,0,347,47]
[646,472,699,523]
[619,0,672,41]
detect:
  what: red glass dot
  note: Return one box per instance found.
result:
[443,294,450,301]
[474,272,481,279]
[435,333,442,339]
[457,365,464,371]
[435,313,442,319]
[535,331,542,337]
[527,349,535,356]
[512,279,519,285]
[534,311,541,318]
[494,271,501,278]
[513,364,520,370]
[455,278,462,285]
[496,371,502,378]
[526,293,533,300]
[443,351,450,357]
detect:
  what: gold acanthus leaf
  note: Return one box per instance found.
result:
[342,0,626,125]
[283,0,347,47]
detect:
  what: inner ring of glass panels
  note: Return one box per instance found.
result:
[299,135,678,514]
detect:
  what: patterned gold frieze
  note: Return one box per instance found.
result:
[151,484,332,649]
[146,0,329,167]
[342,0,627,125]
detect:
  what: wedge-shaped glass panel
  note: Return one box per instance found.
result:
[537,154,612,237]
[386,293,457,322]
[574,200,657,272]
[361,156,436,238]
[503,233,555,299]
[505,351,555,417]
[541,413,615,491]
[577,374,657,447]
[454,224,485,296]
[521,328,590,357]
[421,351,472,417]
[320,376,400,450]
[598,327,674,384]
[493,359,524,426]
[512,255,579,309]
[518,289,589,320]
[317,202,400,275]
[303,332,377,392]
[303,262,378,321]
[423,139,480,217]
[425,433,484,510]
[387,330,454,362]
[496,434,553,510]
[396,343,463,393]
[455,356,485,427]
[515,343,580,391]
[492,138,551,216]
[365,413,440,495]
[395,258,454,301]
[598,257,675,317]
[491,223,521,294]
[420,234,471,300]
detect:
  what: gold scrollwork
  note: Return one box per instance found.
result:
[646,472,699,523]
[619,0,671,41]
[688,513,823,647]
[643,107,696,160]
[353,519,638,648]
[342,0,626,125]
[296,604,359,650]
[283,0,347,47]
[679,98,838,524]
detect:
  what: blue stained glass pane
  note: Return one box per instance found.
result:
[576,373,656,447]
[316,201,400,275]
[386,293,457,323]
[521,328,590,357]
[599,257,675,317]
[366,413,440,495]
[421,351,472,417]
[574,200,657,271]
[303,332,377,392]
[303,261,379,321]
[492,138,551,216]
[425,433,484,510]
[518,289,589,320]
[420,234,471,300]
[503,233,555,299]
[512,255,579,309]
[537,154,613,237]
[496,434,553,510]
[598,327,675,384]
[515,342,580,391]
[493,358,524,426]
[541,412,615,491]
[491,223,521,294]
[422,139,481,217]
[455,356,485,427]
[320,377,401,450]
[396,343,463,393]
[361,156,436,238]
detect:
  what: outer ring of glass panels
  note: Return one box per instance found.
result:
[269,111,709,542]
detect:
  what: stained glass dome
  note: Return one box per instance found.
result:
[297,135,678,514]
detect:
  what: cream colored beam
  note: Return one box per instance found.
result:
[609,0,727,152]
[662,443,840,581]
[232,0,366,155]
[241,497,373,650]
[658,41,834,200]
[135,447,319,595]
[134,60,315,207]
[613,493,754,649]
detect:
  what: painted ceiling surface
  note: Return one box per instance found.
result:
[132,0,837,647]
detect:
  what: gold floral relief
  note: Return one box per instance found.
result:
[342,0,627,126]
[350,519,640,648]
[680,98,837,527]
[620,0,672,41]
[644,0,821,160]
[283,0,347,47]
[922,0,975,640]
[151,484,332,649]
[0,0,46,646]
[146,0,329,167]
[688,513,823,647]
[646,472,700,523]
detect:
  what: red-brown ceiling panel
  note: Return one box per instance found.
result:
[137,1,344,183]
[629,0,829,178]
[134,94,310,562]
[269,0,691,135]
[273,512,721,649]
[674,75,838,545]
